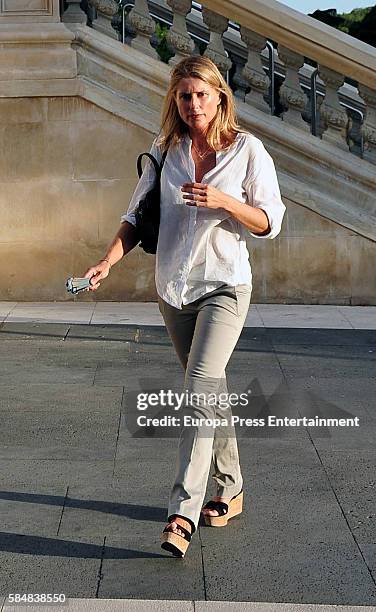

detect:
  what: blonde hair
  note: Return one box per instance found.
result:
[157,56,243,152]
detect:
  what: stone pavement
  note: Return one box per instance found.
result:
[0,302,375,612]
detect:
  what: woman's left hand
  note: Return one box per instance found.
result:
[181,183,232,210]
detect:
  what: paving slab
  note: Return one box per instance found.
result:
[361,544,376,574]
[1,303,375,329]
[94,358,180,387]
[0,323,70,340]
[112,445,177,490]
[0,413,118,461]
[2,600,376,612]
[2,600,193,612]
[0,486,66,537]
[272,377,376,421]
[36,341,121,366]
[0,534,102,599]
[226,379,374,448]
[91,303,164,326]
[4,303,95,325]
[0,359,96,386]
[338,306,376,329]
[243,304,265,326]
[0,343,41,384]
[277,351,376,379]
[0,460,115,488]
[238,463,354,542]
[57,486,171,539]
[0,385,122,461]
[237,439,320,467]
[98,533,205,600]
[0,384,122,412]
[226,367,287,396]
[303,421,376,451]
[66,325,138,342]
[256,305,354,328]
[273,341,375,363]
[0,319,375,607]
[0,304,17,325]
[200,536,376,605]
[196,603,376,611]
[318,450,376,545]
[266,327,376,346]
[234,326,271,347]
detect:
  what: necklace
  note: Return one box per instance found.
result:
[192,142,212,160]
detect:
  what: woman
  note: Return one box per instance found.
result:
[84,56,286,558]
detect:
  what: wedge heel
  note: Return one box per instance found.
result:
[202,489,243,527]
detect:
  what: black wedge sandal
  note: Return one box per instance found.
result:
[160,514,194,558]
[201,489,243,527]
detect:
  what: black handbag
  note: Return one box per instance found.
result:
[134,149,168,254]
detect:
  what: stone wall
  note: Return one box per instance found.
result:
[0,96,155,302]
[254,199,375,305]
[0,95,374,304]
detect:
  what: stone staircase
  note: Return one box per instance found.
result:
[0,0,375,303]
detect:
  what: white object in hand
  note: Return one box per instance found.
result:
[66,277,92,294]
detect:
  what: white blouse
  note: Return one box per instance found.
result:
[121,131,286,309]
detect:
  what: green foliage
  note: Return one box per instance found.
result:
[154,23,174,64]
[338,6,372,33]
[338,7,371,24]
[154,24,206,59]
[310,6,375,48]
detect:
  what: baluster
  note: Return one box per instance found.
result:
[358,85,376,164]
[62,0,87,24]
[240,28,270,113]
[232,58,249,102]
[86,1,96,27]
[347,108,363,156]
[202,7,232,76]
[122,6,137,45]
[318,67,348,150]
[278,46,309,132]
[85,0,96,28]
[165,0,194,65]
[127,0,158,59]
[89,0,118,39]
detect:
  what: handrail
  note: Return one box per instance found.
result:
[200,0,376,89]
[115,1,365,126]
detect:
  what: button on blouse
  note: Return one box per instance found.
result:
[121,131,286,309]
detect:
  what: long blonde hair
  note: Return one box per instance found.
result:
[158,56,242,152]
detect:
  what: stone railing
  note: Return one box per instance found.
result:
[62,0,376,164]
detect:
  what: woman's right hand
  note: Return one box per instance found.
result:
[84,260,111,291]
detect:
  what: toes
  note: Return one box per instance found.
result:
[202,509,219,516]
[169,521,184,536]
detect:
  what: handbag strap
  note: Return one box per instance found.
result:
[137,149,168,180]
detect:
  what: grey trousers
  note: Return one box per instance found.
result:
[158,283,252,533]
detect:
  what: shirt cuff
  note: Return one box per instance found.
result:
[120,213,137,227]
[249,206,280,240]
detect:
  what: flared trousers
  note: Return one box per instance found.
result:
[158,283,252,532]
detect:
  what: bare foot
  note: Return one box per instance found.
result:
[202,496,232,517]
[165,516,192,537]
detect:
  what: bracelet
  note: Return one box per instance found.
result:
[100,258,112,269]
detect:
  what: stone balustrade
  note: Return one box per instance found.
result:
[74,0,375,164]
[1,0,374,303]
